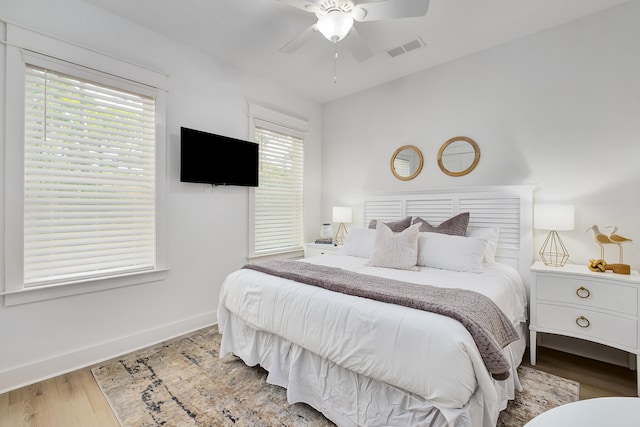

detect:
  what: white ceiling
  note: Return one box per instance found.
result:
[81,0,628,104]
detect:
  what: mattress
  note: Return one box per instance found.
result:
[218,254,528,426]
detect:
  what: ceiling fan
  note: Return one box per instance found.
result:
[278,0,430,62]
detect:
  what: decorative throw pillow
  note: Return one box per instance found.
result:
[343,228,377,258]
[417,232,486,272]
[466,227,500,263]
[412,212,470,236]
[368,222,421,270]
[367,216,412,232]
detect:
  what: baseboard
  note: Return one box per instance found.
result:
[0,311,217,394]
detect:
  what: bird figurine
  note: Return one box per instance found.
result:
[606,225,633,263]
[586,225,616,260]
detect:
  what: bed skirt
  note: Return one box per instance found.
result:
[219,313,526,427]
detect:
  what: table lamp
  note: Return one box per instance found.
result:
[534,204,575,267]
[332,206,352,245]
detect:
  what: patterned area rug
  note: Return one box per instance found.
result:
[92,327,579,426]
[497,364,579,427]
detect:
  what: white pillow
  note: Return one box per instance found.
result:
[417,232,486,272]
[368,222,421,270]
[343,228,377,258]
[466,227,500,263]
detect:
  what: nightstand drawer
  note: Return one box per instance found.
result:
[537,303,638,349]
[304,244,341,258]
[537,275,637,316]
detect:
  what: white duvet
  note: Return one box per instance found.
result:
[218,255,528,425]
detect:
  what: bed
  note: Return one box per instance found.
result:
[218,185,533,427]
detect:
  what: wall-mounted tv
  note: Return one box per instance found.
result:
[180,127,259,187]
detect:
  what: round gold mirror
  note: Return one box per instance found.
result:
[390,145,424,181]
[437,136,480,177]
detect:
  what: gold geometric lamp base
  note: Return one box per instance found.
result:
[539,230,569,267]
[332,206,352,246]
[334,223,348,246]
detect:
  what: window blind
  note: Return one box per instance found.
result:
[23,64,156,286]
[253,121,304,254]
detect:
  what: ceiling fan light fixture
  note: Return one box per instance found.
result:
[316,10,354,42]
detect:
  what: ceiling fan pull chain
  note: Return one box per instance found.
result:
[333,42,338,84]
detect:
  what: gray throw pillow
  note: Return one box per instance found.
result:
[412,212,470,236]
[368,216,412,232]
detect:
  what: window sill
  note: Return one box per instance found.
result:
[2,268,169,306]
[247,248,304,261]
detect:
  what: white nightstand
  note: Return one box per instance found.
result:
[529,261,640,396]
[303,243,342,258]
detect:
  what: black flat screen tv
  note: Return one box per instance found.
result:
[180,127,259,187]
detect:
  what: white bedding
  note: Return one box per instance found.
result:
[218,255,528,426]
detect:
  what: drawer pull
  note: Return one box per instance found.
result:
[576,316,590,328]
[576,286,591,299]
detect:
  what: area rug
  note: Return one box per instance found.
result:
[92,327,579,426]
[496,364,579,427]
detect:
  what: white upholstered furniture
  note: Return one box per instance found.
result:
[524,397,640,426]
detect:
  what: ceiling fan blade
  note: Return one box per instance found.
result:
[342,26,373,62]
[276,0,321,14]
[279,24,319,53]
[351,0,429,22]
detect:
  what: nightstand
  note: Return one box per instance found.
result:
[529,261,640,396]
[303,243,342,258]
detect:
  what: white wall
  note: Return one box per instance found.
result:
[322,1,640,365]
[322,1,640,272]
[0,0,322,392]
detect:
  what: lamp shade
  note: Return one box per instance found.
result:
[534,204,575,231]
[332,206,352,223]
[316,11,354,42]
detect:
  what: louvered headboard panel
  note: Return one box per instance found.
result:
[363,199,404,226]
[361,185,534,292]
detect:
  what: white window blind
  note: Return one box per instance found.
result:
[23,64,156,286]
[253,119,304,254]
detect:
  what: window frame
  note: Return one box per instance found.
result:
[248,103,308,259]
[2,22,168,306]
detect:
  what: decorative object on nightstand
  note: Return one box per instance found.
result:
[606,225,633,264]
[588,258,631,275]
[587,258,607,272]
[332,206,352,245]
[586,225,632,274]
[315,238,334,244]
[534,204,574,267]
[587,224,616,259]
[319,223,334,240]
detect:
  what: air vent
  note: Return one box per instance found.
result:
[386,37,426,58]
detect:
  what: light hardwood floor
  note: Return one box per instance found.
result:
[0,346,636,426]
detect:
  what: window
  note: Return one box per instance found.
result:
[23,65,156,286]
[248,104,307,257]
[3,23,167,305]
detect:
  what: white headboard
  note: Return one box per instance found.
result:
[361,185,535,292]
